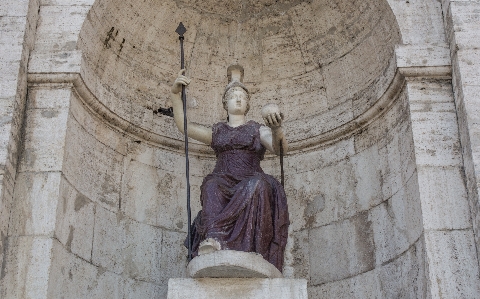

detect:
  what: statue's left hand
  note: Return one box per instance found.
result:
[260,104,287,154]
[263,112,284,129]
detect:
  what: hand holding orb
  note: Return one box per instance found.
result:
[262,103,284,129]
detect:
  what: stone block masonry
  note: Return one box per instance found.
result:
[168,278,308,299]
[1,0,480,298]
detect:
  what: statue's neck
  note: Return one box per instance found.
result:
[227,114,246,128]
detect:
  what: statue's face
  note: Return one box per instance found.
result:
[225,87,249,115]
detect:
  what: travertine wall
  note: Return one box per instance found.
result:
[1,0,480,298]
[284,75,480,297]
[77,0,400,150]
[442,0,480,270]
[285,86,425,296]
[0,0,39,277]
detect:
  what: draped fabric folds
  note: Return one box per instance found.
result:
[186,121,290,271]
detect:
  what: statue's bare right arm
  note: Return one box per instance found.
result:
[170,70,213,145]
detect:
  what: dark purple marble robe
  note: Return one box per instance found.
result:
[186,120,290,271]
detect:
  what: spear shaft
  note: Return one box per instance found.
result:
[176,22,192,261]
[280,140,284,187]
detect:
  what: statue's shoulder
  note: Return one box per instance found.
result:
[213,122,227,129]
[248,120,263,128]
[212,122,228,136]
[252,121,267,134]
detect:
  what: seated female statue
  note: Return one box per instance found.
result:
[170,65,289,271]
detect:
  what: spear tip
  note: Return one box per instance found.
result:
[176,22,187,37]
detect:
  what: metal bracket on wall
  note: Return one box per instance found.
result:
[153,107,174,117]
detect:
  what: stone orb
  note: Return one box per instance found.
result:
[261,103,281,119]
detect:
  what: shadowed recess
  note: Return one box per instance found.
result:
[78,0,401,149]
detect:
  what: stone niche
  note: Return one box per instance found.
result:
[8,0,447,298]
[78,0,401,152]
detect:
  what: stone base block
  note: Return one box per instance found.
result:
[167,278,308,299]
[187,250,283,278]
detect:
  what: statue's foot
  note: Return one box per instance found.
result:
[198,238,221,255]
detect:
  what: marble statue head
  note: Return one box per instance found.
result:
[223,65,250,115]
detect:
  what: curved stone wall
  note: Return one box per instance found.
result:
[47,0,416,297]
[283,86,425,296]
[6,0,472,298]
[46,70,424,298]
[78,0,401,152]
[4,0,480,296]
[44,89,219,297]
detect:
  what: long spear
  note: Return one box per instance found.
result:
[280,140,284,187]
[175,22,192,261]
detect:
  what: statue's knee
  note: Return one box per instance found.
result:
[250,175,270,188]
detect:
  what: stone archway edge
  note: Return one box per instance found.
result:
[27,64,451,156]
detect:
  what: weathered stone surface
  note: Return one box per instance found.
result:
[63,114,123,211]
[309,211,375,285]
[47,239,166,299]
[1,236,53,299]
[29,5,90,74]
[76,0,401,145]
[2,0,480,298]
[121,159,186,229]
[120,140,207,230]
[0,1,39,242]
[159,230,188,282]
[18,90,70,173]
[187,250,283,279]
[55,175,95,261]
[406,77,480,298]
[352,144,383,210]
[124,278,167,299]
[417,165,472,230]
[0,98,14,163]
[282,229,306,278]
[377,238,427,299]
[396,45,451,68]
[91,206,126,274]
[123,218,163,284]
[0,0,33,17]
[69,93,128,155]
[8,171,61,236]
[310,267,381,299]
[310,238,426,298]
[387,0,446,44]
[370,174,423,266]
[47,237,167,298]
[408,81,463,167]
[444,0,480,275]
[168,278,308,299]
[424,230,480,298]
[445,1,480,48]
[46,240,99,299]
[288,158,357,231]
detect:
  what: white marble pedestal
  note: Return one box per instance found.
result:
[167,250,308,299]
[167,278,308,299]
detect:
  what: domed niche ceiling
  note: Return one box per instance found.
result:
[79,0,401,151]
